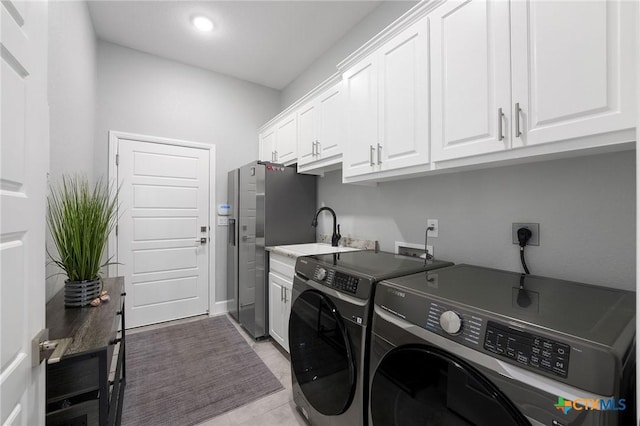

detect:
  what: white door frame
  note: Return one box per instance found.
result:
[107,130,217,318]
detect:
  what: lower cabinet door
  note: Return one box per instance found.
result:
[268,273,288,349]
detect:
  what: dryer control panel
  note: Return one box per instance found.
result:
[484,321,570,378]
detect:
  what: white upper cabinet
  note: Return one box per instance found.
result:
[431,0,636,162]
[343,16,430,179]
[275,112,297,164]
[259,125,276,162]
[510,0,636,148]
[297,80,343,173]
[259,112,298,165]
[343,53,379,177]
[430,0,511,162]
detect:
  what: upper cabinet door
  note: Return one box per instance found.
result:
[275,112,297,164]
[297,101,317,166]
[317,82,343,161]
[510,0,637,148]
[343,54,379,178]
[430,0,511,162]
[260,126,276,162]
[378,16,430,171]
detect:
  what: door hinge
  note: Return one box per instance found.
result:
[116,154,119,166]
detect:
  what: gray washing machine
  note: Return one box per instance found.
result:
[369,264,635,426]
[289,251,453,425]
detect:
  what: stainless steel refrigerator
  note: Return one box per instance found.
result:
[227,161,317,338]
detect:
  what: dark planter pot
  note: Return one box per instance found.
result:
[64,278,101,307]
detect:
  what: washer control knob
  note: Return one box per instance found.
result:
[316,268,327,281]
[439,311,462,335]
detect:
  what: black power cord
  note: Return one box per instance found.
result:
[424,226,435,265]
[517,227,532,274]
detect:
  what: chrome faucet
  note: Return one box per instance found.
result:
[312,207,341,247]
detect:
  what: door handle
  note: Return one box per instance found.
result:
[497,108,505,141]
[32,329,72,366]
[195,237,207,244]
[369,145,375,166]
[514,103,522,137]
[228,218,236,246]
[283,288,288,304]
[377,143,382,165]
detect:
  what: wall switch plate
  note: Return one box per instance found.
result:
[427,219,438,237]
[512,223,540,246]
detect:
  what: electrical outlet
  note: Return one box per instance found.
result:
[512,223,540,246]
[427,219,438,237]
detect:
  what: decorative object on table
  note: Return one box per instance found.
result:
[47,174,119,307]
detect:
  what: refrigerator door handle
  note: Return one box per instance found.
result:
[228,218,236,246]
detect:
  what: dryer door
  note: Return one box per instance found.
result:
[371,345,530,426]
[289,289,356,415]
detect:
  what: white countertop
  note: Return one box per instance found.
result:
[266,243,362,259]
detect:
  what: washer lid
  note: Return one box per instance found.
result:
[384,264,635,347]
[307,251,453,282]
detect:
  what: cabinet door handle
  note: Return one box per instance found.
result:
[274,150,278,162]
[316,140,321,156]
[369,145,375,166]
[281,286,284,301]
[283,288,288,304]
[497,108,505,141]
[514,103,522,137]
[377,143,382,165]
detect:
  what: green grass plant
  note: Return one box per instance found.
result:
[47,175,118,282]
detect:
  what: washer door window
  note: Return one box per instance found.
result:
[289,290,356,415]
[371,346,530,426]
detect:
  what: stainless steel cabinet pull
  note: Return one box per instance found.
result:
[316,140,321,156]
[377,143,382,165]
[370,145,375,166]
[280,286,284,301]
[497,108,505,141]
[274,150,278,161]
[514,103,522,137]
[284,288,288,304]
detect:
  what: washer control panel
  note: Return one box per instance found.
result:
[425,302,483,347]
[313,266,359,295]
[484,321,570,378]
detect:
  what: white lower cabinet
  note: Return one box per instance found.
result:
[268,272,292,352]
[268,252,296,352]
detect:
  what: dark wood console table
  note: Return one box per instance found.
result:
[45,277,126,426]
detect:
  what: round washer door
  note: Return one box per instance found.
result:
[289,289,356,415]
[371,346,530,426]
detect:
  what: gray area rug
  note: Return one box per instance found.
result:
[122,316,284,426]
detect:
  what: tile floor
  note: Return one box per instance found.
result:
[126,314,307,426]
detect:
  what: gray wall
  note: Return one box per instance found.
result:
[280,1,417,108]
[47,1,98,300]
[315,151,635,290]
[96,41,281,305]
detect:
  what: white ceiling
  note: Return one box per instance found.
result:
[87,1,383,90]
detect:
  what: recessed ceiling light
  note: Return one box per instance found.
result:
[192,16,214,32]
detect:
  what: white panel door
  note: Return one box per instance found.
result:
[275,112,297,164]
[430,0,511,161]
[378,16,430,171]
[118,139,210,328]
[297,101,317,166]
[0,1,48,424]
[343,53,379,177]
[511,0,637,147]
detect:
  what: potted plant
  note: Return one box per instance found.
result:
[47,175,118,307]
